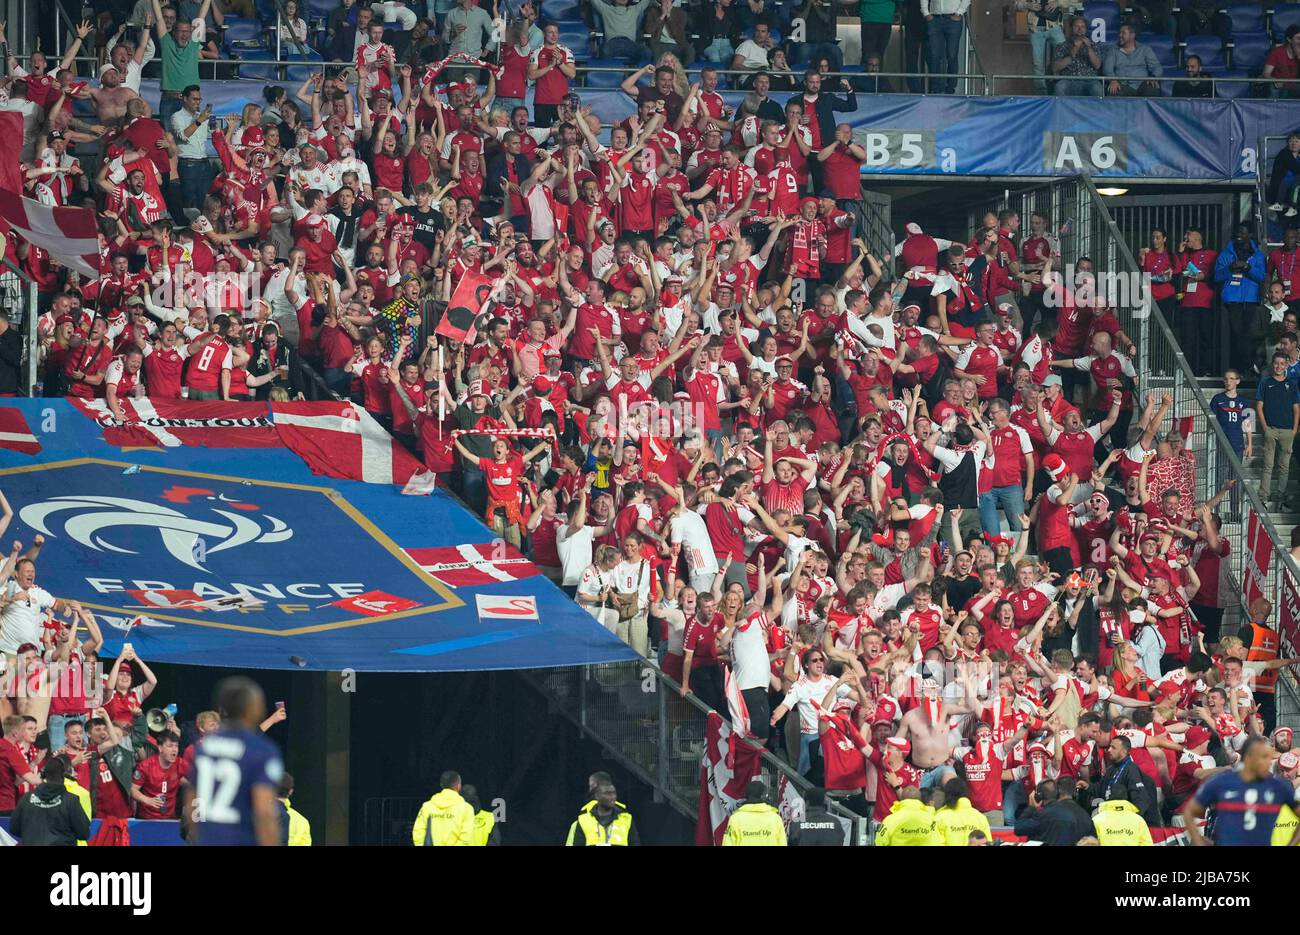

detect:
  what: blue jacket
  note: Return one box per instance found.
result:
[1214,239,1266,304]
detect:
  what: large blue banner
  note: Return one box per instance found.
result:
[0,401,637,673]
[137,76,1300,181]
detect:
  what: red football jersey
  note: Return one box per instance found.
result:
[132,753,182,819]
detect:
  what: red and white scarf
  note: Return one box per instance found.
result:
[451,426,558,452]
[787,218,826,278]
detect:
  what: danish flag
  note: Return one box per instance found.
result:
[0,184,100,277]
[70,397,280,449]
[329,590,420,617]
[405,543,541,587]
[0,408,40,454]
[273,400,431,486]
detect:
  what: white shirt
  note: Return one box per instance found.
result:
[1132,624,1166,679]
[730,612,772,691]
[0,584,56,654]
[670,510,718,576]
[657,602,689,655]
[847,310,895,351]
[870,581,909,616]
[612,558,652,612]
[577,562,614,608]
[734,39,774,69]
[558,524,596,587]
[171,107,213,160]
[123,59,143,93]
[291,163,340,196]
[781,673,846,734]
[784,534,816,573]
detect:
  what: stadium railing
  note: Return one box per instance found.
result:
[53,50,1300,98]
[968,174,1300,726]
[519,660,869,844]
[0,261,42,397]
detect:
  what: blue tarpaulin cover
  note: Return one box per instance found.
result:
[0,400,637,672]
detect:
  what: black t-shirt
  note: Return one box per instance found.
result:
[400,205,443,249]
[1171,78,1214,99]
[454,401,502,461]
[943,572,980,613]
[636,87,685,125]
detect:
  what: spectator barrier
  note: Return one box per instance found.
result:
[0,816,184,845]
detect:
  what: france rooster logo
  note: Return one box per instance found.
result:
[19,487,292,571]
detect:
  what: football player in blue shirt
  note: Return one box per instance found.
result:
[1184,735,1299,846]
[181,677,285,846]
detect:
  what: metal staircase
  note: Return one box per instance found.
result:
[519,660,863,836]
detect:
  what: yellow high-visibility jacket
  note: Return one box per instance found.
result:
[722,803,787,846]
[412,788,475,846]
[876,799,942,846]
[935,796,992,846]
[1093,799,1153,845]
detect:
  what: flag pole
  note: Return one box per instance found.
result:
[438,343,444,438]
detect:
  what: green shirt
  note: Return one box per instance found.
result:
[454,402,501,462]
[859,0,899,24]
[160,32,200,92]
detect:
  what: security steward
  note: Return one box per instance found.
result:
[464,784,501,846]
[788,787,845,845]
[566,780,639,845]
[412,770,476,846]
[9,758,91,846]
[723,779,788,846]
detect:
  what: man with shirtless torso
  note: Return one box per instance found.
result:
[87,61,139,127]
[896,673,979,787]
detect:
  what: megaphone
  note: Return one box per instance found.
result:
[146,709,169,733]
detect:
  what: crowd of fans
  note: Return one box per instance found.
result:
[0,588,302,842]
[0,0,1296,845]
[28,0,1300,102]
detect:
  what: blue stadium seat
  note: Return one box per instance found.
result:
[236,49,279,81]
[1183,34,1227,69]
[787,43,815,65]
[255,0,279,23]
[1142,33,1180,69]
[556,22,591,62]
[306,0,335,18]
[222,16,266,48]
[1215,67,1254,96]
[840,63,868,91]
[544,0,583,20]
[584,59,625,88]
[1221,1,1266,36]
[1229,31,1274,71]
[284,48,323,82]
[1083,0,1121,43]
[1273,2,1300,41]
